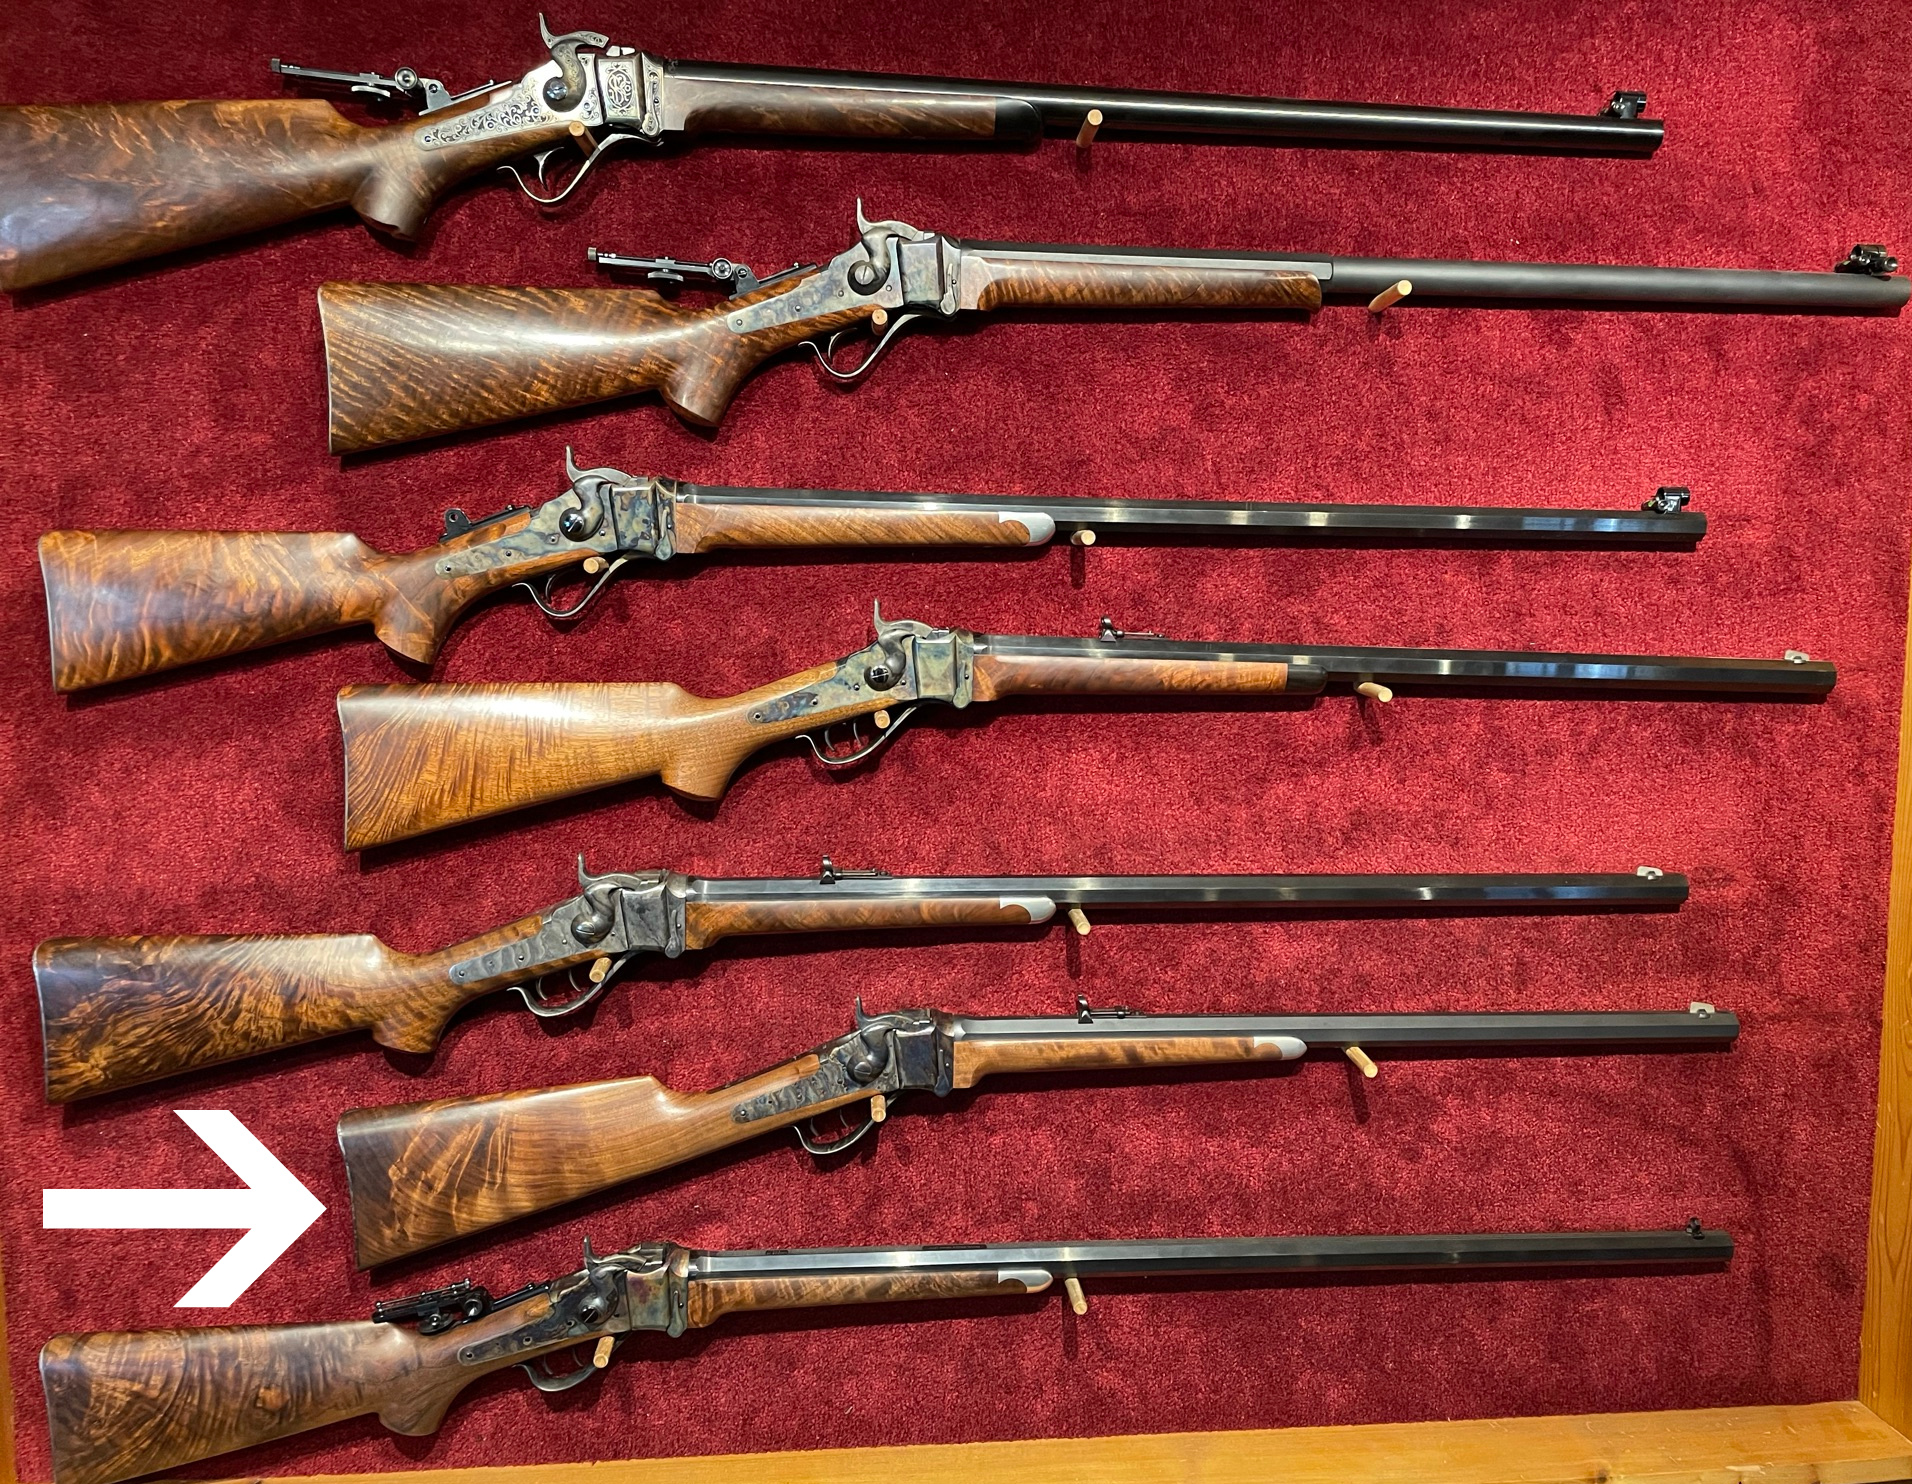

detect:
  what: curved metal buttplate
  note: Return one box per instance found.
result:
[503,132,645,206]
[512,954,633,1020]
[520,1334,622,1392]
[516,555,632,620]
[804,314,925,384]
[799,706,919,767]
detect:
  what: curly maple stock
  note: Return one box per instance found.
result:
[683,1268,1039,1327]
[963,254,1322,313]
[320,277,876,452]
[341,1029,1295,1265]
[0,100,569,292]
[40,521,579,689]
[34,913,583,1102]
[341,1057,881,1266]
[40,1298,579,1484]
[338,666,867,846]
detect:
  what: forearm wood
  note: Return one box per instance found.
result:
[320,277,875,450]
[965,257,1323,313]
[337,667,876,846]
[670,502,1044,551]
[341,1058,872,1266]
[660,77,1004,138]
[969,652,1298,698]
[40,1302,566,1484]
[35,915,553,1101]
[686,1270,1037,1328]
[948,1034,1288,1088]
[0,100,565,291]
[680,896,1044,950]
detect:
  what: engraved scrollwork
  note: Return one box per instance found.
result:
[421,91,550,148]
[603,59,636,116]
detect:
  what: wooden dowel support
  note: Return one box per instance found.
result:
[1344,1045,1379,1079]
[870,1093,888,1124]
[1368,279,1412,313]
[568,120,597,156]
[870,306,890,329]
[1075,108,1104,149]
[1065,1276,1089,1314]
[1070,529,1097,547]
[1356,681,1394,703]
[582,555,608,575]
[873,709,892,729]
[592,1336,615,1368]
[1068,906,1092,936]
[588,956,613,984]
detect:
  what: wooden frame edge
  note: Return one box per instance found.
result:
[1859,567,1912,1434]
[236,1402,1912,1484]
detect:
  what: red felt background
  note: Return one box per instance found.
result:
[1,0,1909,1478]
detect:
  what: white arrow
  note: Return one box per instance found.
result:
[43,1110,326,1307]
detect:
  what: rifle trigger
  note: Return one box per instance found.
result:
[501,132,643,206]
[512,954,632,1019]
[799,707,918,768]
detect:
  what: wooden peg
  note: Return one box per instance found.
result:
[1356,681,1394,703]
[1070,528,1097,546]
[592,1336,615,1368]
[870,1093,888,1124]
[582,556,608,575]
[1075,108,1104,149]
[1344,1045,1379,1079]
[1067,906,1092,936]
[568,120,597,156]
[873,709,892,729]
[871,306,890,328]
[1367,279,1412,313]
[1065,1276,1089,1314]
[588,956,613,983]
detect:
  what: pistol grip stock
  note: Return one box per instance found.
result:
[319,277,879,451]
[337,664,871,845]
[0,100,573,292]
[33,933,496,1101]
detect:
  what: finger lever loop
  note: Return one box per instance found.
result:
[521,1340,620,1392]
[795,1100,892,1156]
[804,313,923,384]
[502,133,640,206]
[512,954,631,1020]
[517,555,631,621]
[799,707,918,768]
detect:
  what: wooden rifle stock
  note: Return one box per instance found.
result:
[340,1027,1298,1266]
[34,917,563,1102]
[38,522,581,690]
[40,1304,573,1484]
[320,277,878,450]
[0,100,567,292]
[337,650,1307,847]
[318,254,1322,450]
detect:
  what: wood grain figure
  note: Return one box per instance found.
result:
[0,100,567,291]
[684,1269,1042,1327]
[320,277,876,451]
[670,503,1044,551]
[34,914,577,1102]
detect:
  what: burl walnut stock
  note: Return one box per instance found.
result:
[36,897,1046,1101]
[342,1031,1295,1266]
[39,522,580,690]
[39,1300,580,1484]
[337,654,1300,847]
[0,101,568,292]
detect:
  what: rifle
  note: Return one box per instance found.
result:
[340,1001,1738,1266]
[40,1223,1731,1484]
[37,450,1705,692]
[335,605,1836,846]
[0,18,1667,294]
[315,209,1906,449]
[33,859,1687,1102]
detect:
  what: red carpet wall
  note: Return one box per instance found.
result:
[1,0,1908,1478]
